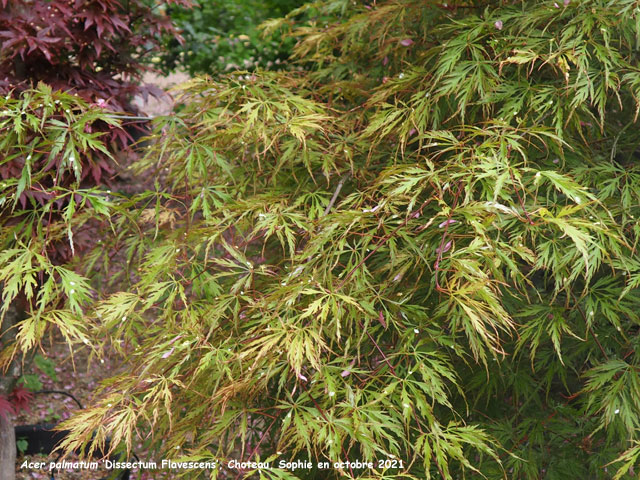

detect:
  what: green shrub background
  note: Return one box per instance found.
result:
[160,0,304,75]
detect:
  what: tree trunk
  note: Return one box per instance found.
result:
[0,301,24,480]
[0,413,15,480]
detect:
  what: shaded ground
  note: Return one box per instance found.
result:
[14,334,179,479]
[14,335,120,479]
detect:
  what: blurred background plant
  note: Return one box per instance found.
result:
[0,0,190,111]
[158,0,305,75]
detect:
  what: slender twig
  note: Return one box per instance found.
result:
[322,173,349,217]
[569,291,609,361]
[433,454,448,478]
[299,382,355,479]
[358,319,397,376]
[104,114,154,121]
[508,168,535,225]
[434,181,464,293]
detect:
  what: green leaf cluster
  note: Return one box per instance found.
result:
[0,85,121,359]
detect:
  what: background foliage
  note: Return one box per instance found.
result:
[3,0,640,479]
[159,0,304,75]
[0,0,190,202]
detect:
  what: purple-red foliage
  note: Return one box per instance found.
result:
[9,384,33,414]
[0,0,189,113]
[0,394,15,419]
[0,386,34,419]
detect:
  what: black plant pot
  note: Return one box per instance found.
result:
[15,424,130,480]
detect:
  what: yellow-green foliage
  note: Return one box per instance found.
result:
[0,85,118,358]
[4,1,640,479]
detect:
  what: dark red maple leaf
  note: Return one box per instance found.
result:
[10,384,34,414]
[0,395,16,420]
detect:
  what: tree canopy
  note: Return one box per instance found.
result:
[3,0,640,479]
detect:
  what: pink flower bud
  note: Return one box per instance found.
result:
[436,240,452,254]
[438,219,457,228]
[161,348,174,359]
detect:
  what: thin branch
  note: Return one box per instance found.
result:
[322,173,349,217]
[508,168,535,226]
[104,114,154,121]
[299,382,355,479]
[570,291,609,361]
[358,319,397,376]
[434,181,464,293]
[233,413,281,480]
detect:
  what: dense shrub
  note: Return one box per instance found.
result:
[4,0,640,479]
[160,0,304,75]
